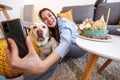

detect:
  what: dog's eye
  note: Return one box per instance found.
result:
[42,26,46,28]
[33,26,37,29]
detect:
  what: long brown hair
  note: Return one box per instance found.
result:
[39,8,60,42]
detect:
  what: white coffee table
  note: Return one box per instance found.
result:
[76,34,120,80]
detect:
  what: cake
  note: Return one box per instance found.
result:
[82,29,109,38]
[78,15,109,39]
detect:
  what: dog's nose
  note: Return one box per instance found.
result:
[37,29,43,34]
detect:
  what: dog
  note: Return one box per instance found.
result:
[28,22,58,59]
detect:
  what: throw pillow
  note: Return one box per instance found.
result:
[57,9,74,22]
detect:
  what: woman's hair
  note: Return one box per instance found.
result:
[39,8,56,21]
[39,8,60,42]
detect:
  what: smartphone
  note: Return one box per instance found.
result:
[0,18,28,58]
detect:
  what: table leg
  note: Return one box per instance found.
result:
[1,8,10,20]
[81,54,99,80]
[97,59,112,74]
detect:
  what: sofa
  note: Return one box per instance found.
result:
[61,2,120,36]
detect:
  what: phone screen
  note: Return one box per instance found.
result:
[0,18,28,58]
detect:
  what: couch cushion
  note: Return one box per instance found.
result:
[61,5,94,24]
[94,2,120,25]
[57,9,74,22]
[107,25,120,36]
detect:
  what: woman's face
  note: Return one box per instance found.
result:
[41,10,57,28]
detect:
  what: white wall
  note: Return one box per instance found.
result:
[0,0,119,21]
[0,0,25,21]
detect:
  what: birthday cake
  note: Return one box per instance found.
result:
[78,15,109,39]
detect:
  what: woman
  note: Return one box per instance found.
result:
[5,8,86,79]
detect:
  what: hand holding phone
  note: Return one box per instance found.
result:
[1,18,28,58]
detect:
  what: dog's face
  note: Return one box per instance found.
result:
[29,22,49,46]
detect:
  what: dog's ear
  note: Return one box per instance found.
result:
[27,27,35,41]
[27,24,36,36]
[28,24,36,33]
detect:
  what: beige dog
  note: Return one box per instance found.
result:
[28,22,58,59]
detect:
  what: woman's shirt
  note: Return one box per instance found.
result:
[54,17,79,60]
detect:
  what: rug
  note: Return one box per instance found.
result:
[7,53,120,80]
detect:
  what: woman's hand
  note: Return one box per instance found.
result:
[5,37,44,74]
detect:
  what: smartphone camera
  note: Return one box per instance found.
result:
[2,23,10,33]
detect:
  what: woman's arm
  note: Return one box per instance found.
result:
[54,28,72,60]
[5,37,60,74]
[43,52,60,72]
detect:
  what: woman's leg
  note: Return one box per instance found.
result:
[65,43,86,58]
[23,61,59,80]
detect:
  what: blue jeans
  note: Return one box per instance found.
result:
[65,43,86,58]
